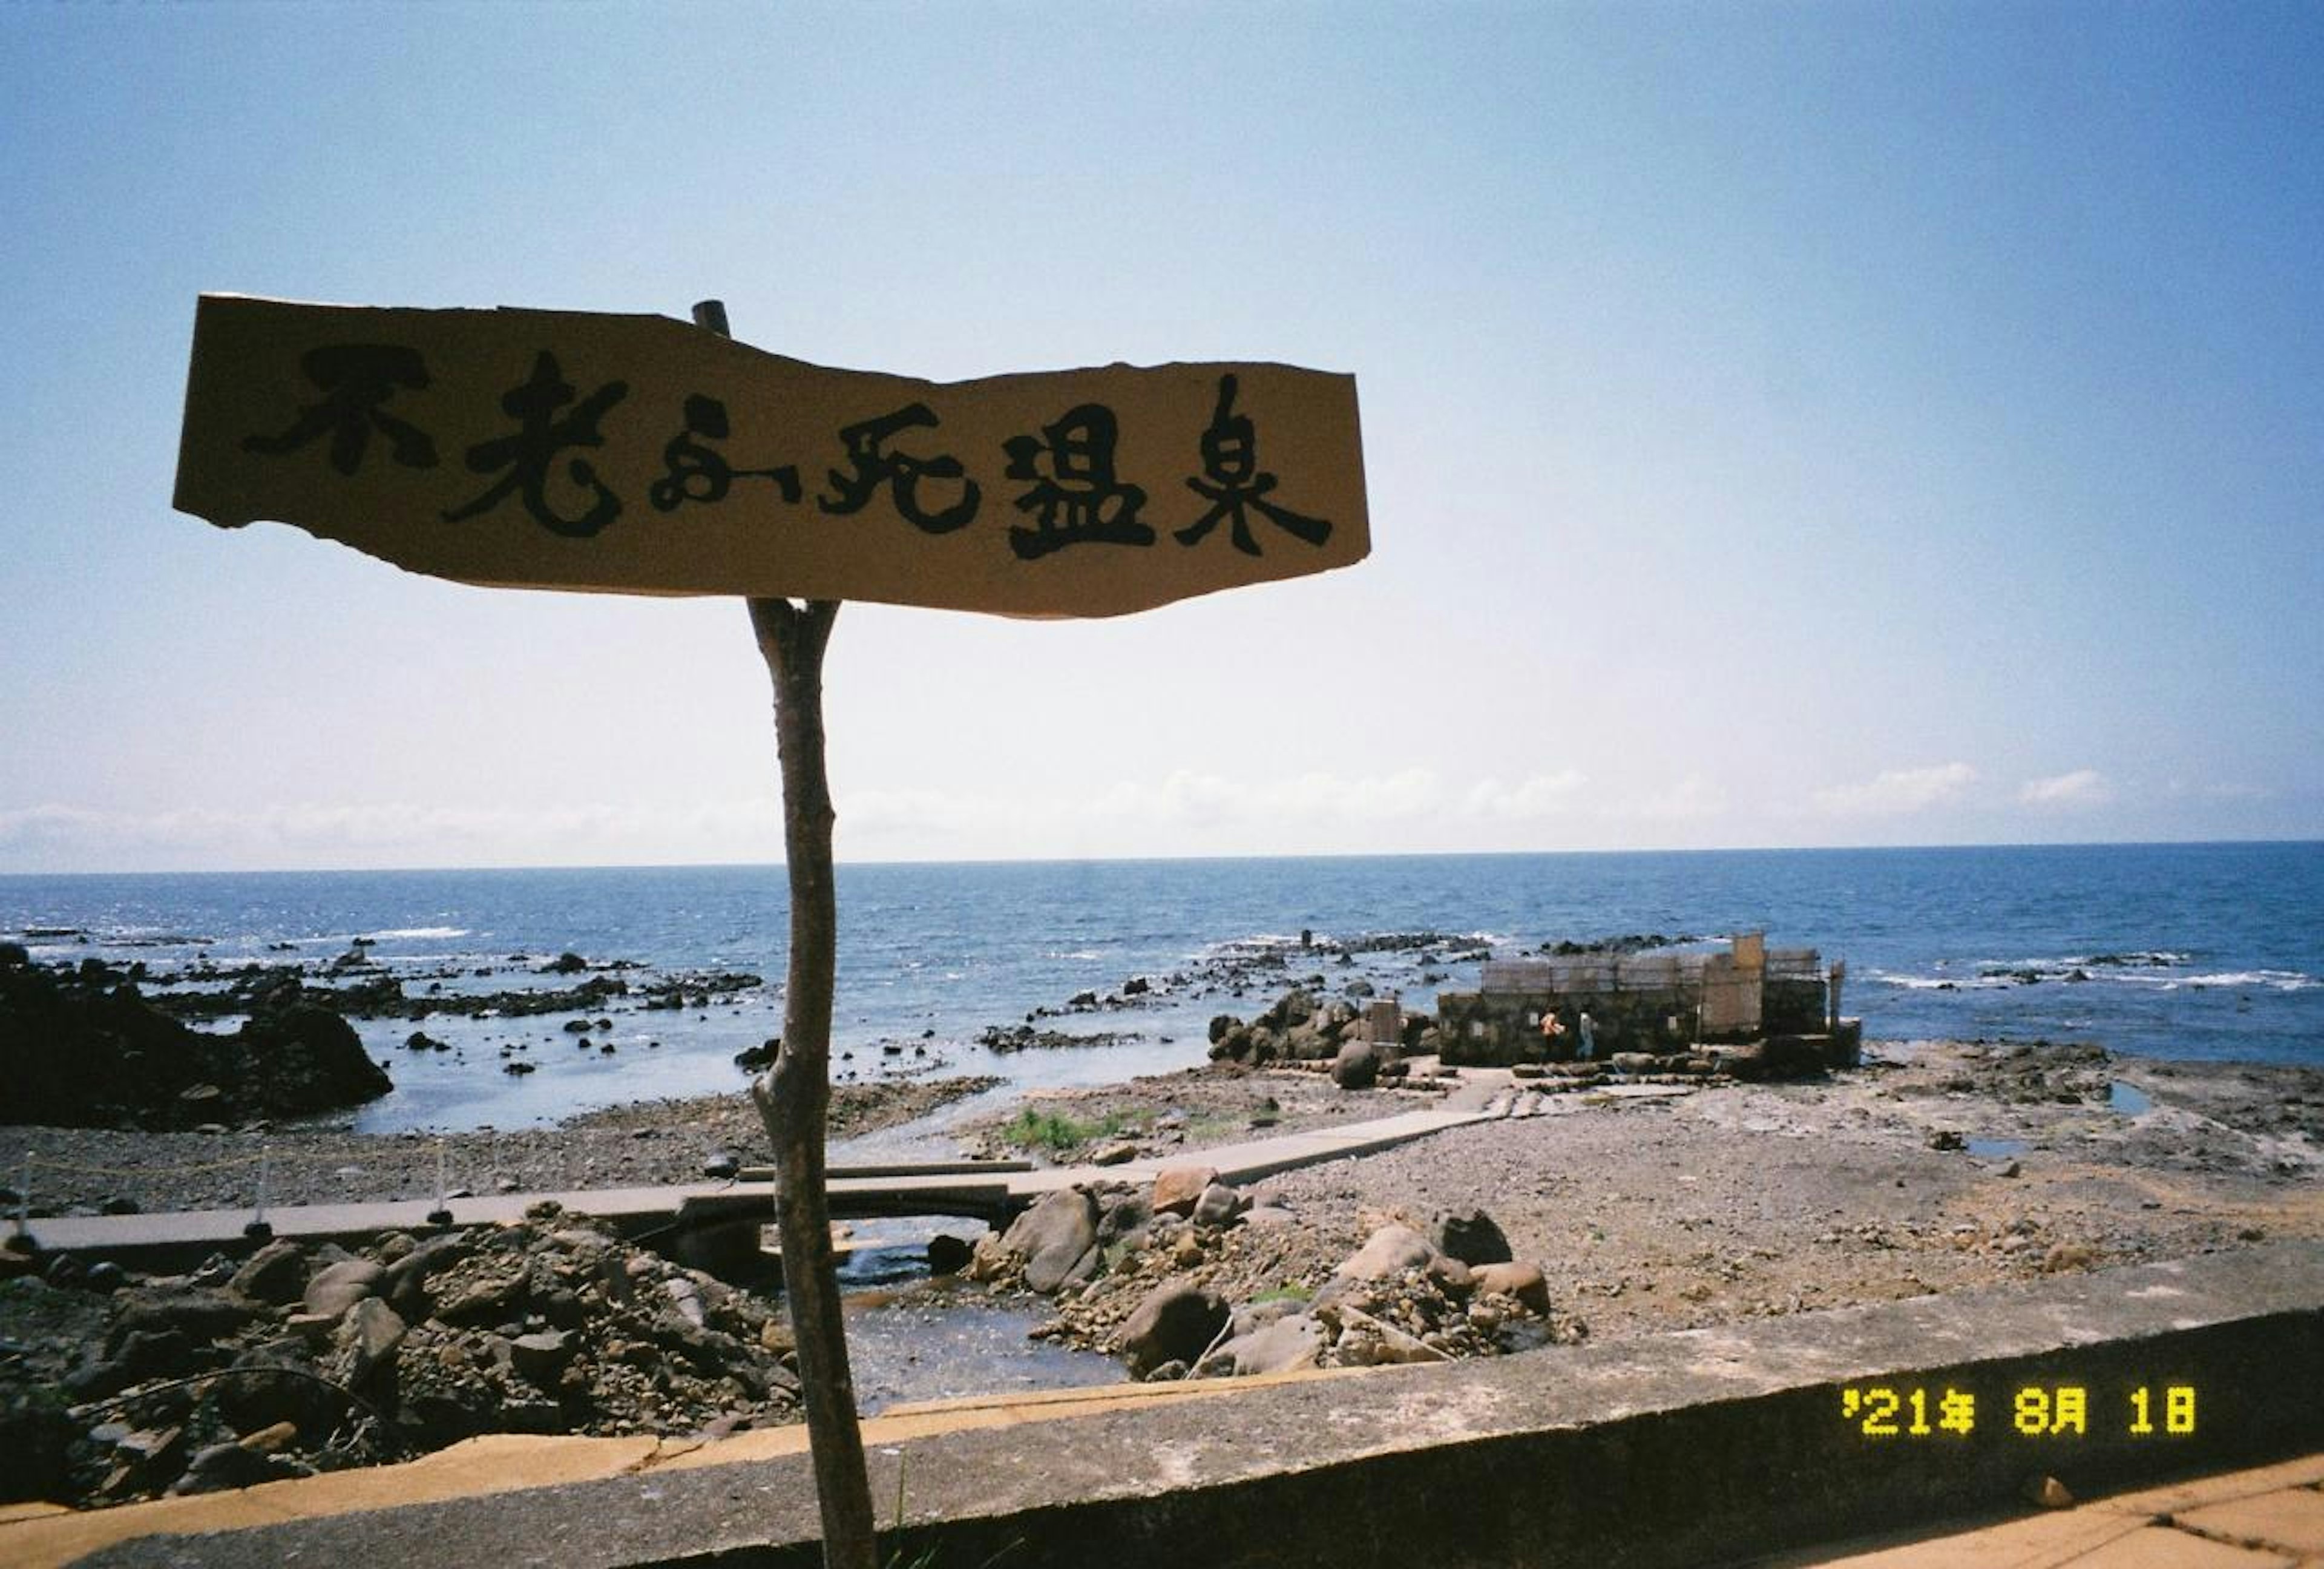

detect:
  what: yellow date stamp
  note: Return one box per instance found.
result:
[1838,1384,2197,1438]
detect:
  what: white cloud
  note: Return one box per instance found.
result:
[1462,771,1588,820]
[1613,774,1728,821]
[1081,768,1445,828]
[1811,762,1977,817]
[2019,769,2113,808]
[0,798,787,867]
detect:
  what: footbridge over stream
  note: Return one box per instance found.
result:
[21,1099,1503,1277]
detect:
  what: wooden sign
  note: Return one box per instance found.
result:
[175,295,1369,617]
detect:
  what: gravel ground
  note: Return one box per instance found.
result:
[1241,1040,2324,1344]
[942,1040,2324,1355]
[9,1041,2318,1352]
[3,1077,1000,1217]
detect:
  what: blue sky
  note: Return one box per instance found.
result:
[2,2,2318,872]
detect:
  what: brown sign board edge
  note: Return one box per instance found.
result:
[174,294,1370,620]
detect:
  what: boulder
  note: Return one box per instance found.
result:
[1258,989,1318,1032]
[1430,1208,1513,1267]
[230,1240,310,1306]
[1115,1281,1230,1378]
[110,1287,261,1349]
[1470,1261,1552,1315]
[1192,1183,1247,1229]
[301,1258,385,1318]
[925,1234,972,1276]
[510,1329,575,1384]
[1151,1165,1218,1218]
[335,1297,407,1387]
[1201,1314,1324,1378]
[1095,1188,1154,1245]
[1000,1188,1100,1294]
[1331,1039,1380,1090]
[1334,1224,1437,1281]
[436,1265,528,1325]
[233,1004,393,1117]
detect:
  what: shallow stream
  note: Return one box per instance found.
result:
[829,1225,1126,1414]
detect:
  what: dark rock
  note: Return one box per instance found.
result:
[1431,1208,1514,1267]
[0,1396,74,1502]
[0,956,388,1129]
[701,1150,741,1180]
[336,1297,407,1386]
[1331,1039,1380,1090]
[1095,1189,1154,1245]
[216,1343,341,1436]
[1151,1166,1216,1218]
[1000,1189,1100,1294]
[231,1240,310,1305]
[925,1234,972,1276]
[509,1328,575,1384]
[435,1265,527,1325]
[66,1326,197,1401]
[171,1439,299,1496]
[301,1258,384,1318]
[547,952,589,974]
[110,1287,261,1349]
[1115,1282,1230,1378]
[1192,1183,1247,1229]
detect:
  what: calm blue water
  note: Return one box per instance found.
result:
[4,843,2318,1133]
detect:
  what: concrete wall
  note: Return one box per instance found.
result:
[77,1243,2322,1569]
[1440,939,1831,1063]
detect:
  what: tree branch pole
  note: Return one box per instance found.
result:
[692,298,877,1569]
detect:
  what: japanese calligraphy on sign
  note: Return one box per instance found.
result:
[176,295,1369,617]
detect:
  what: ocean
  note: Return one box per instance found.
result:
[4,843,2319,1135]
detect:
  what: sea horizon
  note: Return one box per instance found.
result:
[5,842,2318,1132]
[6,833,2320,883]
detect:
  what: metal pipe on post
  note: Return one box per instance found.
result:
[692,298,877,1569]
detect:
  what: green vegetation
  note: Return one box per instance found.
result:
[1004,1105,1148,1153]
[1183,1113,1242,1143]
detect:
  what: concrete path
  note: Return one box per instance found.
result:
[21,1095,1502,1263]
[1771,1453,2324,1567]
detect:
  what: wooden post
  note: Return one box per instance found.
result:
[694,298,877,1569]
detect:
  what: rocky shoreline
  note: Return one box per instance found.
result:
[3,1036,2319,1514]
